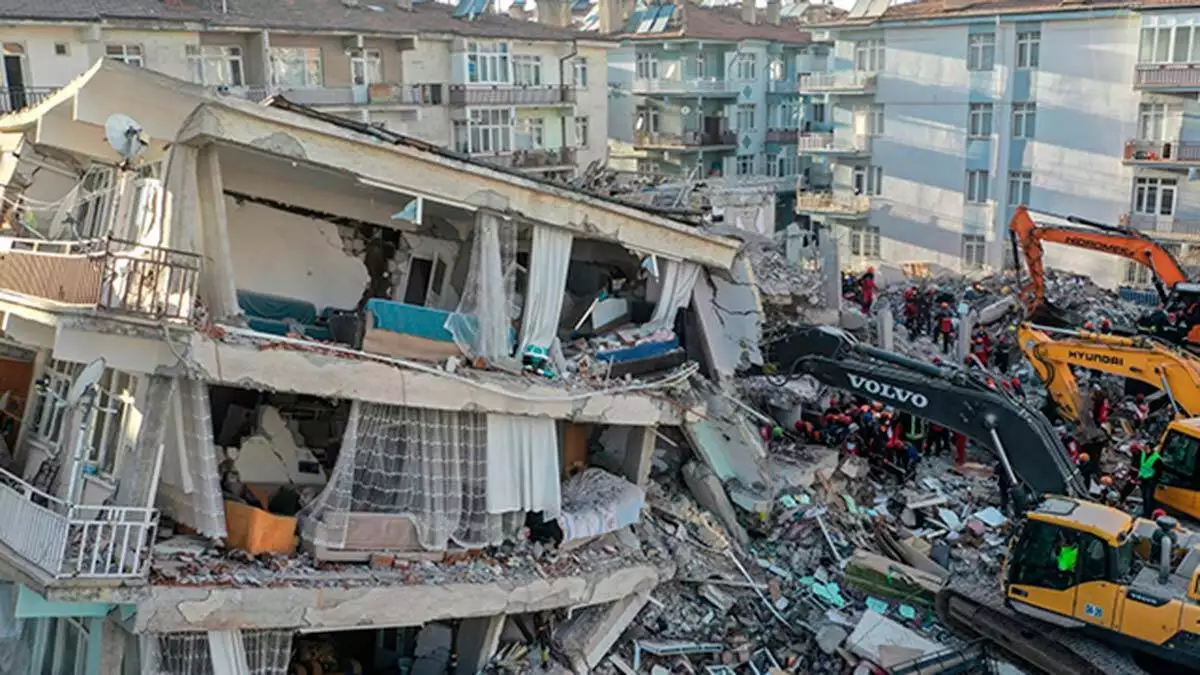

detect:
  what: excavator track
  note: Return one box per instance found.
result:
[936,582,1148,675]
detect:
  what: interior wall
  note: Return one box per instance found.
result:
[225,197,370,311]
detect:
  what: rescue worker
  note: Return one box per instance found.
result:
[858,267,877,313]
[936,303,956,355]
[901,412,927,451]
[1056,531,1079,575]
[921,287,936,336]
[1100,317,1113,334]
[904,289,921,340]
[994,328,1013,373]
[1134,441,1163,518]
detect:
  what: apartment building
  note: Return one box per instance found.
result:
[0,59,758,674]
[803,0,1200,285]
[607,0,838,224]
[0,0,610,178]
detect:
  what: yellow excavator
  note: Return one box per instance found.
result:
[1018,323,1200,522]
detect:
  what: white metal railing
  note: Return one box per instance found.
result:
[0,468,157,580]
[797,133,870,154]
[797,132,835,150]
[796,192,871,215]
[768,78,798,93]
[632,77,731,94]
[798,72,877,91]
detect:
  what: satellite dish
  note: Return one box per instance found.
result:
[67,359,106,407]
[104,114,148,163]
[680,105,692,115]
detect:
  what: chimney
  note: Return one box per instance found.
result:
[741,0,757,25]
[537,0,571,27]
[508,0,527,20]
[766,0,781,25]
[598,0,623,34]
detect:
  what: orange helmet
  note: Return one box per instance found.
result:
[1100,475,1114,486]
[1078,453,1090,463]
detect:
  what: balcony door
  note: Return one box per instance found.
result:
[350,49,382,105]
[2,43,25,114]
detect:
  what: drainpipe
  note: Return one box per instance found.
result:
[559,40,579,164]
[988,14,1002,271]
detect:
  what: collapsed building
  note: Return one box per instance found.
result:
[0,59,817,674]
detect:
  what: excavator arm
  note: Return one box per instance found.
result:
[1018,323,1200,419]
[1010,206,1188,319]
[751,325,1084,498]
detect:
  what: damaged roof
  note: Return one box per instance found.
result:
[617,4,812,44]
[0,0,602,41]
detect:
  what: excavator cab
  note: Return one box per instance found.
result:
[1155,420,1200,519]
[1004,496,1200,659]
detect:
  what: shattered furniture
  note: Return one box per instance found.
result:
[361,298,464,362]
[558,468,646,545]
[589,331,685,378]
[224,490,298,556]
[237,289,347,342]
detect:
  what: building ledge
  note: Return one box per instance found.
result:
[130,535,672,633]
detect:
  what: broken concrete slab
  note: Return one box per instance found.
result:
[845,609,941,669]
[844,551,944,606]
[815,625,847,655]
[555,591,651,672]
[681,461,750,546]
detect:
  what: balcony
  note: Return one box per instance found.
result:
[0,468,158,582]
[797,133,871,159]
[1123,139,1200,167]
[1120,212,1200,238]
[631,77,735,96]
[768,78,798,94]
[0,87,58,114]
[633,130,737,149]
[1134,63,1200,90]
[476,147,578,171]
[448,85,575,106]
[795,192,871,218]
[766,129,800,143]
[0,237,201,321]
[798,72,877,94]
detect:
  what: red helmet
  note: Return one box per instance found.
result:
[867,266,875,274]
[1011,376,1020,385]
[1083,321,1095,330]
[1153,508,1169,520]
[1101,318,1112,327]
[1169,312,1179,323]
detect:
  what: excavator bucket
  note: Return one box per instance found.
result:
[1028,299,1080,329]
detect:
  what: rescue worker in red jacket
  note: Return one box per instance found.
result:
[936,303,955,355]
[858,267,877,313]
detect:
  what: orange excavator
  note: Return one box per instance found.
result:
[1009,205,1200,345]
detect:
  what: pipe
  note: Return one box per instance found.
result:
[559,40,579,156]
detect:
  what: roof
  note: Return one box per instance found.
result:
[828,0,1190,25]
[617,4,812,44]
[1031,496,1133,546]
[0,0,602,41]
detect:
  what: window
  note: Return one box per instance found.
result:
[968,103,993,138]
[1016,31,1041,69]
[1012,102,1036,139]
[695,53,707,78]
[962,234,986,269]
[270,47,323,87]
[515,117,544,150]
[966,170,990,203]
[88,369,137,476]
[1134,177,1177,216]
[1079,534,1109,585]
[769,59,786,81]
[766,153,779,177]
[850,225,881,259]
[736,155,756,176]
[1139,103,1168,141]
[1126,261,1154,286]
[1006,520,1078,591]
[1161,428,1200,487]
[636,105,660,133]
[967,33,996,71]
[468,107,513,154]
[186,45,244,86]
[811,102,826,124]
[635,51,659,79]
[105,44,143,67]
[574,115,589,148]
[573,57,588,88]
[30,360,82,447]
[54,43,68,56]
[853,165,883,196]
[736,104,756,131]
[773,100,801,129]
[513,54,542,86]
[854,39,884,72]
[734,53,758,81]
[1140,25,1200,64]
[1008,171,1032,206]
[865,104,884,136]
[468,41,511,84]
[351,48,383,86]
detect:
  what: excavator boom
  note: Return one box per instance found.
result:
[1010,206,1188,320]
[754,325,1084,498]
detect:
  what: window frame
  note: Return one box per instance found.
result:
[466,107,514,154]
[1133,176,1178,217]
[1140,25,1200,64]
[734,53,758,81]
[966,170,990,204]
[574,115,589,148]
[853,39,885,72]
[1008,170,1032,207]
[1016,31,1041,69]
[850,224,882,259]
[1138,103,1168,141]
[1012,102,1037,139]
[635,51,659,80]
[512,53,543,87]
[736,103,757,132]
[185,45,244,87]
[962,234,986,270]
[967,33,996,71]
[572,57,589,88]
[735,154,756,176]
[468,41,512,85]
[968,103,994,138]
[852,165,883,196]
[105,44,143,67]
[269,46,324,88]
[350,48,383,87]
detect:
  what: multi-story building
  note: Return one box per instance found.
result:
[0,0,610,178]
[606,0,836,225]
[0,58,750,674]
[804,0,1200,286]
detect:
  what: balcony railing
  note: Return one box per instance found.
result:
[797,133,871,155]
[0,468,158,580]
[1134,63,1200,90]
[766,129,800,143]
[0,236,200,321]
[1123,139,1200,165]
[0,87,58,114]
[798,72,877,93]
[631,77,733,94]
[634,130,737,148]
[1121,213,1200,236]
[477,147,578,169]
[448,85,574,106]
[796,192,871,216]
[768,78,798,94]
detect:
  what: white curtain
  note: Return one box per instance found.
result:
[518,225,574,356]
[445,211,517,367]
[485,414,562,518]
[157,378,227,539]
[649,259,701,330]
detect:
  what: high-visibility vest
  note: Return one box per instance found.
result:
[1139,451,1162,480]
[906,417,927,441]
[1058,545,1079,572]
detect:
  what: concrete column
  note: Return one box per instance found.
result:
[97,616,128,675]
[620,426,656,488]
[455,615,505,675]
[957,312,975,363]
[195,145,240,321]
[877,306,894,351]
[820,223,842,311]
